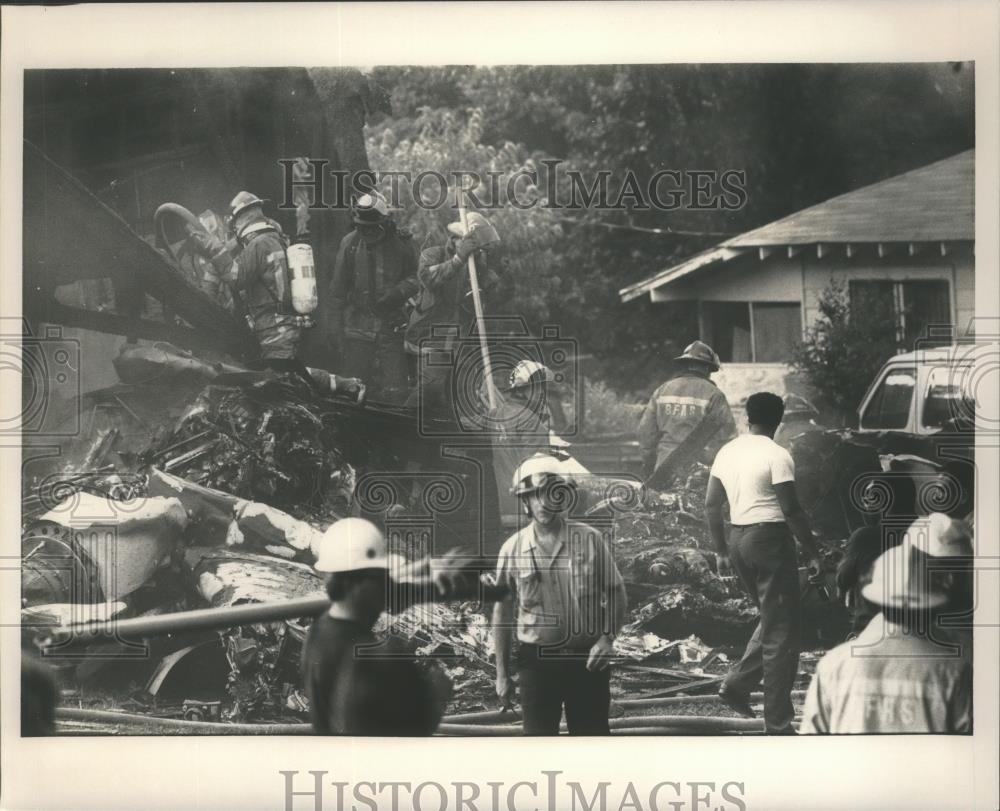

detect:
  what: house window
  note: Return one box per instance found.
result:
[753,303,803,362]
[702,302,752,362]
[701,301,802,363]
[849,280,951,351]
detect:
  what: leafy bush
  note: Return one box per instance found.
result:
[575,378,645,438]
[792,280,900,424]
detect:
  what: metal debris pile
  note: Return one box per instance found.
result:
[594,460,853,702]
[379,602,497,712]
[609,465,751,612]
[24,356,860,729]
[143,377,357,523]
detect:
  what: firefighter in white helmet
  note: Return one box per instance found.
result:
[487,360,570,527]
[637,339,737,488]
[906,512,974,654]
[800,537,972,734]
[226,191,364,401]
[491,453,627,735]
[504,359,570,432]
[302,517,490,735]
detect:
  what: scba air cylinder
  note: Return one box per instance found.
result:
[287,242,318,318]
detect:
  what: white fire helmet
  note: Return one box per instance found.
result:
[510,453,574,496]
[352,192,391,224]
[314,517,404,574]
[508,360,555,391]
[861,541,948,610]
[904,512,973,558]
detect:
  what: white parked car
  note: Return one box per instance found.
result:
[856,341,995,435]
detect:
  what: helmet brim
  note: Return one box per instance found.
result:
[860,582,948,610]
[314,552,405,574]
[232,198,270,219]
[510,474,575,496]
[674,355,719,372]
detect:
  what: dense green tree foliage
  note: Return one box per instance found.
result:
[365,64,973,393]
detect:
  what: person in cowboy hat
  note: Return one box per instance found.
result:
[905,512,974,658]
[492,453,627,735]
[402,211,500,417]
[800,535,972,734]
[638,340,737,489]
[328,191,419,404]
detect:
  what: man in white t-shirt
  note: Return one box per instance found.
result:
[705,391,822,734]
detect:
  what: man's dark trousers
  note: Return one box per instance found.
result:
[517,644,610,735]
[723,522,801,733]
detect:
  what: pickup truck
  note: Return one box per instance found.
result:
[855,342,991,437]
[788,342,992,539]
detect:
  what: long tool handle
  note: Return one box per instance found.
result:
[40,595,331,648]
[456,189,498,411]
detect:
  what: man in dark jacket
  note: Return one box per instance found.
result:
[302,518,498,735]
[227,191,302,363]
[638,340,737,489]
[329,192,419,404]
[302,518,446,735]
[227,191,364,400]
[403,212,499,418]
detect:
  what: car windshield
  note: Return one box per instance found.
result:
[861,367,916,430]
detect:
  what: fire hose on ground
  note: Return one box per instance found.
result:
[44,594,803,737]
[56,697,802,736]
[55,707,777,736]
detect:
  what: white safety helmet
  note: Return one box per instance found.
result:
[904,512,973,558]
[314,517,404,574]
[548,431,571,448]
[861,541,948,610]
[352,191,391,224]
[508,360,555,391]
[510,453,573,496]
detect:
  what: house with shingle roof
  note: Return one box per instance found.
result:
[619,151,974,368]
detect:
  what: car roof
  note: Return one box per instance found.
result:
[885,341,998,366]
